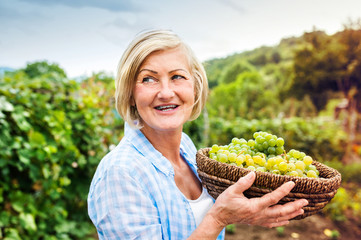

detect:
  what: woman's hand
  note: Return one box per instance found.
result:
[207,171,308,228]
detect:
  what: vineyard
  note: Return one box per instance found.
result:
[1,24,361,239]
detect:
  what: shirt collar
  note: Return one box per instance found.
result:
[180,140,196,166]
[124,122,177,176]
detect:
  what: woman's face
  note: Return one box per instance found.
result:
[133,47,195,133]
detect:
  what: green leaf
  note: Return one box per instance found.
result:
[0,96,14,112]
[42,166,51,179]
[43,236,58,240]
[52,164,61,180]
[0,211,10,227]
[29,164,41,181]
[11,136,22,149]
[0,158,7,168]
[28,130,46,146]
[53,110,65,123]
[54,221,76,234]
[19,212,37,232]
[11,111,31,131]
[18,153,30,165]
[36,148,47,161]
[0,188,3,203]
[11,200,24,212]
[59,177,71,186]
[17,149,34,165]
[4,228,21,240]
[44,145,58,155]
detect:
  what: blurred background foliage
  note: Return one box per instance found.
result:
[1,22,361,239]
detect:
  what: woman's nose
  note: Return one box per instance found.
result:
[157,81,175,99]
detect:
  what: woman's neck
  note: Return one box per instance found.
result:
[140,126,183,165]
[141,124,203,200]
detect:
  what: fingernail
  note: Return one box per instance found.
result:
[246,172,254,179]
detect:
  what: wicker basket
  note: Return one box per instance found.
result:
[196,148,342,220]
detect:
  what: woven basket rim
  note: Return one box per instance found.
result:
[196,147,342,194]
[198,170,338,200]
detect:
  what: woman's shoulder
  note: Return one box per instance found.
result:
[98,138,146,172]
[89,138,151,192]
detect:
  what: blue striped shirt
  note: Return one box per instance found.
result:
[88,123,225,239]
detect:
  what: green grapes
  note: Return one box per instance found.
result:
[303,156,313,165]
[209,131,319,178]
[295,160,306,171]
[307,170,318,178]
[278,162,288,172]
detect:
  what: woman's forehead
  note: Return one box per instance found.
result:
[139,47,191,73]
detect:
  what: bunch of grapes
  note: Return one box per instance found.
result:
[208,131,319,178]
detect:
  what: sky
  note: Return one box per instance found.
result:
[1,0,361,78]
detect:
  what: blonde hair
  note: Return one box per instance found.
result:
[115,29,208,129]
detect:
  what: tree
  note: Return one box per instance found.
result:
[291,22,361,162]
[208,71,280,120]
[23,61,67,78]
[291,30,341,110]
[220,61,255,84]
[271,51,281,64]
[337,20,361,162]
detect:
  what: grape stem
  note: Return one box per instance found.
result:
[237,150,246,157]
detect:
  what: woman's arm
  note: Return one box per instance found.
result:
[188,172,309,239]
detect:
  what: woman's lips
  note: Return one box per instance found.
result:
[154,104,179,111]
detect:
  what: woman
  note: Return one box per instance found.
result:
[87,30,308,239]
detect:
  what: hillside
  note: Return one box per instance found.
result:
[204,31,324,89]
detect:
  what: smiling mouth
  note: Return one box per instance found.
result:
[154,104,179,111]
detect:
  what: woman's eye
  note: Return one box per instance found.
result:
[142,77,156,83]
[172,75,185,80]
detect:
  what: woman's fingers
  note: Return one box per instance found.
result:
[217,173,309,228]
[252,181,308,225]
[261,199,308,228]
[268,199,308,219]
[266,220,290,228]
[257,181,296,208]
[230,172,256,195]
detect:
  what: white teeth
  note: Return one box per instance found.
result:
[155,105,177,111]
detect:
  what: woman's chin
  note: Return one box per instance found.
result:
[142,120,185,133]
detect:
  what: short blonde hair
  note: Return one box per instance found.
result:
[115,29,208,129]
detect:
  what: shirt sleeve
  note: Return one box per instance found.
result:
[88,165,163,240]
